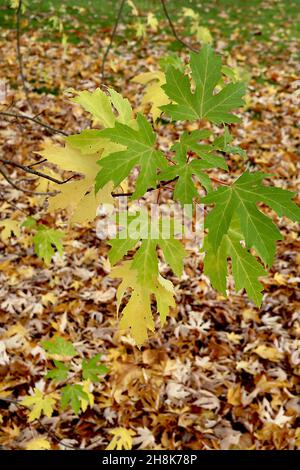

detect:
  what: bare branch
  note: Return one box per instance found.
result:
[160,0,199,53]
[16,0,32,107]
[0,111,68,136]
[0,165,56,195]
[210,176,230,186]
[27,158,47,167]
[101,0,126,80]
[0,158,76,185]
[111,176,178,198]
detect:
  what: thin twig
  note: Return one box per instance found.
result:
[0,165,56,195]
[210,176,230,186]
[27,159,48,167]
[16,0,32,107]
[111,174,230,198]
[101,0,126,80]
[0,158,75,185]
[160,0,199,52]
[0,111,68,136]
[111,176,178,197]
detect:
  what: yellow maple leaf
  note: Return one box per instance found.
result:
[227,384,241,406]
[71,88,115,128]
[80,380,94,412]
[132,71,170,122]
[70,87,136,129]
[37,143,114,224]
[127,0,139,16]
[254,345,284,362]
[41,293,57,305]
[21,388,56,422]
[110,261,175,346]
[37,87,138,224]
[106,427,135,450]
[25,437,51,450]
[182,7,199,19]
[147,12,158,31]
[133,21,146,39]
[0,219,21,243]
[195,26,213,44]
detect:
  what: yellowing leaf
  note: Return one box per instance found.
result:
[133,21,146,39]
[69,181,114,225]
[147,12,158,31]
[0,219,21,243]
[34,168,61,194]
[79,380,94,412]
[22,388,56,422]
[25,437,51,450]
[226,332,243,344]
[182,7,199,19]
[37,143,114,224]
[70,88,135,129]
[41,293,57,305]
[71,88,115,128]
[38,143,99,175]
[106,427,135,450]
[227,384,241,406]
[132,71,170,122]
[127,0,138,16]
[110,261,175,346]
[254,345,284,362]
[195,26,213,44]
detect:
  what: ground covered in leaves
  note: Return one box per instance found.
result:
[0,3,300,450]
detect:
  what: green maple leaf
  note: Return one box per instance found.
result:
[203,217,267,306]
[158,127,230,205]
[159,158,213,206]
[161,45,245,124]
[21,216,37,229]
[61,384,89,414]
[172,129,228,169]
[108,211,186,285]
[95,113,168,198]
[41,336,77,358]
[203,171,300,267]
[212,127,246,158]
[45,360,69,382]
[33,225,64,265]
[82,354,108,382]
[131,238,159,285]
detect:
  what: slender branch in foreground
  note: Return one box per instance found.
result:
[27,158,47,167]
[101,0,126,80]
[111,177,178,197]
[111,174,230,198]
[0,165,56,195]
[16,0,31,107]
[160,0,199,53]
[0,111,68,136]
[210,177,230,186]
[0,158,75,185]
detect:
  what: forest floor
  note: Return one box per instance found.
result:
[0,1,299,450]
